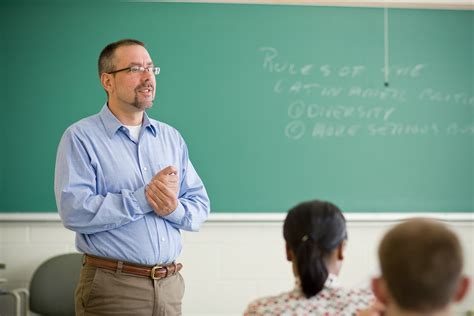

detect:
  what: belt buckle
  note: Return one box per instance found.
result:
[150,265,162,280]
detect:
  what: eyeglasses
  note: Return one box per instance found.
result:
[108,66,160,76]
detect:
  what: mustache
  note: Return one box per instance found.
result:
[136,82,154,91]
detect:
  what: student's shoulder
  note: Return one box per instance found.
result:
[326,286,375,312]
[244,290,302,316]
[332,285,373,299]
[346,286,374,300]
[243,296,281,316]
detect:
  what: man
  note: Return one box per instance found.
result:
[362,218,470,316]
[54,39,210,315]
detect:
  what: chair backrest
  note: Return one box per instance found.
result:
[29,253,83,316]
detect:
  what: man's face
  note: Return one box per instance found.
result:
[107,44,156,111]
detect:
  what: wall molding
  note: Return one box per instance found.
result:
[0,212,473,222]
[157,1,474,10]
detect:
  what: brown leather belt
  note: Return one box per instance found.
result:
[84,254,182,280]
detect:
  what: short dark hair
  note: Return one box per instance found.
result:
[379,218,463,312]
[283,200,347,298]
[98,39,145,77]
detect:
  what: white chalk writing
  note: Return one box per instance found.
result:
[381,64,426,77]
[446,123,474,135]
[348,86,407,102]
[260,47,314,76]
[258,46,472,140]
[288,100,395,121]
[312,123,361,138]
[418,89,474,105]
[368,123,440,136]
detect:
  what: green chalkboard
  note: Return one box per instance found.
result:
[1,2,473,213]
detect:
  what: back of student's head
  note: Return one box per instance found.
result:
[283,199,347,298]
[378,218,464,312]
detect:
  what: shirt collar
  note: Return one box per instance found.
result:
[294,273,341,291]
[324,273,340,288]
[99,104,157,139]
[142,111,157,137]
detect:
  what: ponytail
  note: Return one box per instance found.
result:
[295,237,328,298]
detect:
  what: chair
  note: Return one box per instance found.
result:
[0,263,28,316]
[26,253,83,316]
[1,282,26,316]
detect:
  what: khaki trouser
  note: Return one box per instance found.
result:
[75,264,185,316]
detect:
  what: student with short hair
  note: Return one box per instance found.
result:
[244,200,374,315]
[361,218,470,316]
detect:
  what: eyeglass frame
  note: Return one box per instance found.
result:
[107,65,160,76]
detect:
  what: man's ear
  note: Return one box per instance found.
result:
[337,239,346,261]
[453,275,470,303]
[101,73,113,95]
[371,277,389,305]
[285,242,292,262]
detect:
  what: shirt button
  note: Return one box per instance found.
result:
[161,237,165,242]
[143,167,147,171]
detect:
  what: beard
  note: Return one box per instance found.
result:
[132,94,154,110]
[132,82,155,109]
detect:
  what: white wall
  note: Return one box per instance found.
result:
[0,217,473,315]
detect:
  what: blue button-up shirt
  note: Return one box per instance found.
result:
[55,105,210,265]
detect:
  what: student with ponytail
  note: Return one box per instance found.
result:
[244,199,374,315]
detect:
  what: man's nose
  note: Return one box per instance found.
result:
[142,70,155,80]
[142,76,155,87]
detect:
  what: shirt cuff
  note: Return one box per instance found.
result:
[134,186,154,214]
[164,202,185,224]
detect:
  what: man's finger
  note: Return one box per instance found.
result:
[158,165,178,176]
[155,180,177,200]
[146,187,162,211]
[146,185,175,216]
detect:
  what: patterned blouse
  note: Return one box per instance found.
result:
[243,274,374,316]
